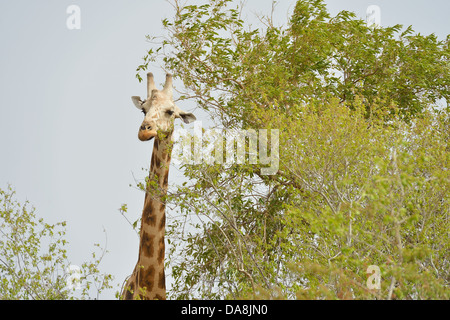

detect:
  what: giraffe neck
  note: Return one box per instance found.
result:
[123,132,173,300]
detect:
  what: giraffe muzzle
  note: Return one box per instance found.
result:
[138,125,158,141]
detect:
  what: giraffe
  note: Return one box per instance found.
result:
[122,72,196,300]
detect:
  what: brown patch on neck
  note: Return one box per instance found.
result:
[140,231,155,258]
[159,212,166,231]
[158,270,165,289]
[138,265,155,294]
[157,237,165,265]
[124,281,135,300]
[142,202,156,226]
[154,153,161,169]
[151,152,157,169]
[159,203,166,215]
[163,170,169,187]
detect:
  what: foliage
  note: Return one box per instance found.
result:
[0,185,113,300]
[164,100,449,300]
[130,0,450,299]
[139,0,449,124]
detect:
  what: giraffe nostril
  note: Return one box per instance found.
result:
[141,125,152,131]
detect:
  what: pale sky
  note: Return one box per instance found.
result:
[0,0,448,299]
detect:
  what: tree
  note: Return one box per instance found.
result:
[0,185,113,299]
[130,0,449,299]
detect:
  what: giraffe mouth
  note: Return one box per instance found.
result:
[138,129,158,141]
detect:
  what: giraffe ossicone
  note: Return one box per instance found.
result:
[122,72,196,300]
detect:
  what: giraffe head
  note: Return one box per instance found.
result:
[132,73,196,141]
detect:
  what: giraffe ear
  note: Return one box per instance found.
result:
[132,96,147,112]
[132,96,144,108]
[174,104,196,124]
[179,112,196,124]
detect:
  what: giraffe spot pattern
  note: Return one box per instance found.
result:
[143,203,157,226]
[124,282,135,300]
[158,270,165,289]
[154,154,161,169]
[157,240,165,265]
[138,265,155,293]
[159,212,165,231]
[141,231,155,257]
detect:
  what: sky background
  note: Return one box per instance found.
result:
[0,0,448,299]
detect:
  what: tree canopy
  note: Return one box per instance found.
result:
[131,0,449,299]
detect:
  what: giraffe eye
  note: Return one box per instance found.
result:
[166,110,174,116]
